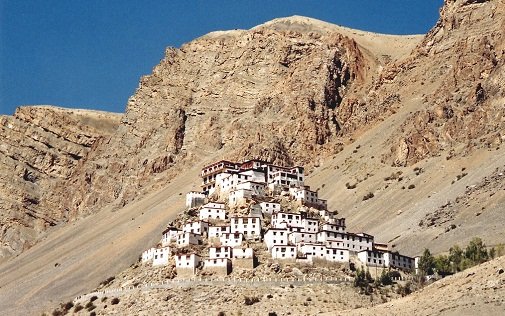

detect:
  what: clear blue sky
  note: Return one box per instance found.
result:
[0,0,443,115]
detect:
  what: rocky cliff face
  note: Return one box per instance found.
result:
[0,106,120,259]
[382,0,505,166]
[59,19,386,219]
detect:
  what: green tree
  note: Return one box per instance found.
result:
[464,237,488,265]
[434,255,451,275]
[365,268,373,283]
[449,245,463,272]
[379,269,393,286]
[489,247,496,259]
[354,266,366,288]
[418,249,435,275]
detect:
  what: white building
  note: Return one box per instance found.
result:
[220,232,243,247]
[209,246,232,259]
[325,240,346,249]
[152,247,171,266]
[264,228,290,251]
[176,232,202,247]
[415,256,421,274]
[321,223,345,233]
[201,160,240,195]
[233,248,254,259]
[229,181,267,206]
[238,166,267,183]
[357,249,385,267]
[267,165,304,189]
[141,248,156,263]
[230,216,261,239]
[186,191,206,209]
[299,243,327,259]
[259,202,280,215]
[383,251,415,270]
[199,203,226,220]
[271,212,303,229]
[182,220,209,236]
[208,225,230,239]
[161,227,180,246]
[175,253,201,275]
[325,248,349,263]
[289,231,318,244]
[289,186,326,208]
[271,245,297,259]
[302,218,320,233]
[317,232,373,252]
[216,172,251,197]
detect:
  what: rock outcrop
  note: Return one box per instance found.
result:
[59,19,389,220]
[382,0,505,166]
[0,106,120,259]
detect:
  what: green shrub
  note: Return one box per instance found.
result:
[379,270,393,286]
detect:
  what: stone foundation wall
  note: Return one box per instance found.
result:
[233,258,254,269]
[176,267,196,278]
[203,265,230,275]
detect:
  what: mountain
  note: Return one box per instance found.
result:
[0,106,120,261]
[0,0,504,314]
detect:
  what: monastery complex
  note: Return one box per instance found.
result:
[141,159,419,276]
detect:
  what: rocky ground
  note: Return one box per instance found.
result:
[336,254,505,316]
[0,106,120,261]
[55,283,401,316]
[46,255,505,315]
[99,259,353,291]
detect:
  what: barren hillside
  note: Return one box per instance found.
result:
[337,254,505,316]
[0,106,121,261]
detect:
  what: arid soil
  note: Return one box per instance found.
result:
[70,283,382,316]
[336,254,505,316]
